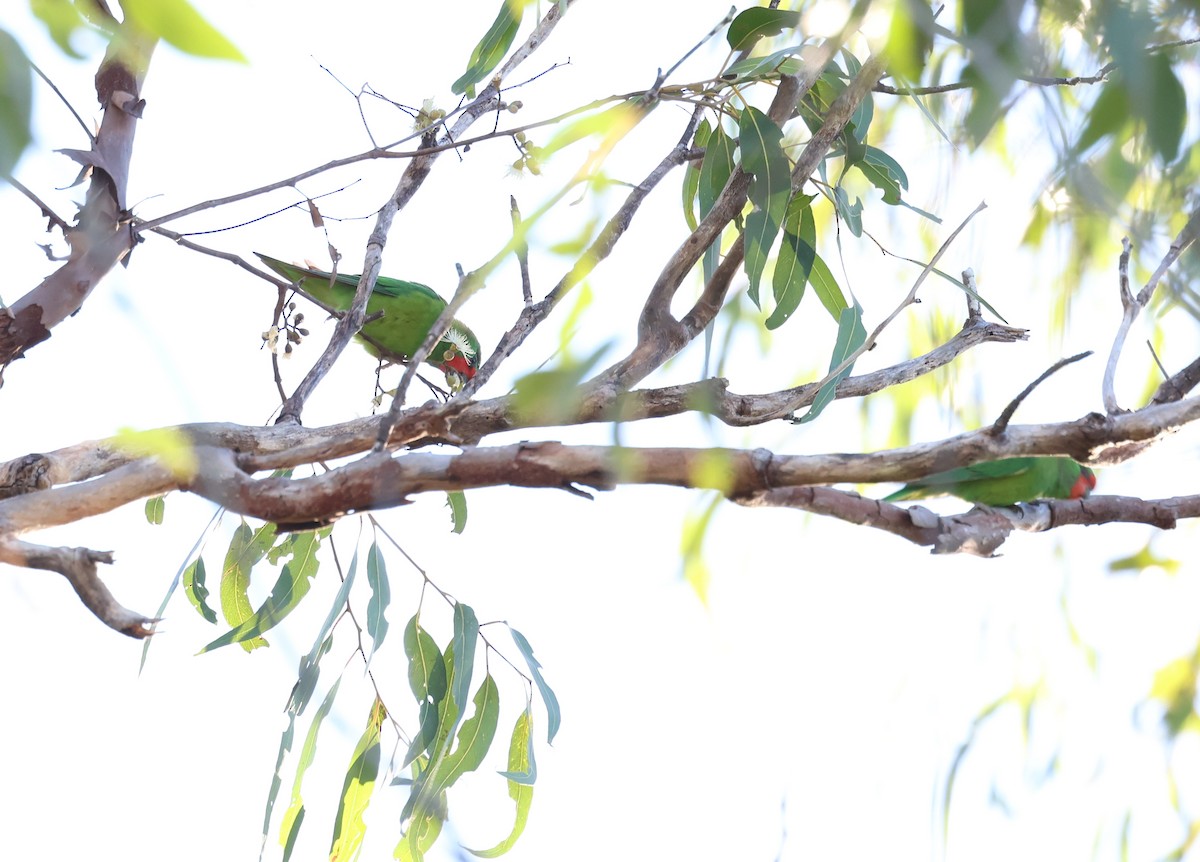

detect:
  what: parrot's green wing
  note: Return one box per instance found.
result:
[255,253,481,389]
[884,456,1094,506]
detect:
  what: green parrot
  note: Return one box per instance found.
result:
[256,253,481,391]
[884,456,1096,506]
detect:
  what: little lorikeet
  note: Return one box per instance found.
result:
[884,456,1096,506]
[256,253,481,391]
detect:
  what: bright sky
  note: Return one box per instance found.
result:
[1,2,1198,861]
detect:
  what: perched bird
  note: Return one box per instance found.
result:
[884,456,1096,506]
[256,253,481,391]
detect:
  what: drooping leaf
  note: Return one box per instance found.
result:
[182,557,217,624]
[259,712,297,862]
[289,548,359,717]
[203,528,322,653]
[698,125,737,216]
[452,0,525,96]
[680,493,721,605]
[739,107,791,307]
[140,507,224,673]
[725,43,807,80]
[465,707,536,858]
[405,615,449,704]
[681,119,711,232]
[447,603,480,744]
[143,495,165,525]
[884,0,935,83]
[445,491,468,534]
[28,0,92,59]
[1075,78,1131,155]
[407,675,501,857]
[726,7,801,51]
[792,302,867,424]
[121,0,246,61]
[509,626,561,743]
[1139,55,1186,163]
[0,29,31,176]
[365,541,390,661]
[766,193,817,330]
[329,698,385,862]
[219,520,275,651]
[833,186,863,237]
[278,675,343,862]
[808,252,848,320]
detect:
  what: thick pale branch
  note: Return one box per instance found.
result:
[0,538,156,637]
[1,25,154,367]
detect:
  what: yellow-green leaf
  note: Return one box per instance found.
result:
[121,0,246,61]
[465,708,536,858]
[452,0,525,96]
[329,698,385,862]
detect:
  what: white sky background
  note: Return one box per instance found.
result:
[1,2,1199,861]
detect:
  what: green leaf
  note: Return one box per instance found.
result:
[856,145,909,205]
[792,302,867,424]
[140,507,224,673]
[884,0,934,83]
[259,712,297,862]
[279,675,343,862]
[681,119,711,232]
[219,520,276,651]
[182,557,217,624]
[833,186,863,237]
[405,614,449,704]
[0,30,32,181]
[1139,56,1185,163]
[329,698,385,862]
[396,802,445,862]
[203,528,321,653]
[465,708,536,858]
[808,252,848,320]
[365,541,390,661]
[509,626,561,743]
[436,673,501,787]
[448,603,480,741]
[765,194,816,330]
[698,125,737,217]
[739,107,791,307]
[680,493,721,605]
[725,43,807,80]
[726,7,801,51]
[1075,78,1131,154]
[452,0,524,96]
[143,494,166,525]
[289,549,359,716]
[28,0,92,59]
[121,0,246,61]
[445,491,468,534]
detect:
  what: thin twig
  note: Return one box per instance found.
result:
[2,174,71,232]
[511,196,531,306]
[990,351,1093,435]
[30,61,94,142]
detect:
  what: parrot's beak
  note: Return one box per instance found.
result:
[445,370,466,393]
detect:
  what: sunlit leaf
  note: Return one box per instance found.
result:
[445,491,468,534]
[508,626,561,743]
[884,0,934,82]
[365,541,390,661]
[112,426,197,479]
[279,675,342,862]
[465,708,536,857]
[808,252,848,320]
[122,0,246,61]
[219,520,276,652]
[680,493,721,605]
[740,107,791,307]
[329,698,385,862]
[726,7,801,51]
[143,495,166,525]
[452,0,525,96]
[203,528,322,653]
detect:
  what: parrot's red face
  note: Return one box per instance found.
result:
[440,351,477,380]
[1070,467,1097,499]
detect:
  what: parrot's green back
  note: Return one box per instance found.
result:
[884,456,1096,506]
[256,253,480,385]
